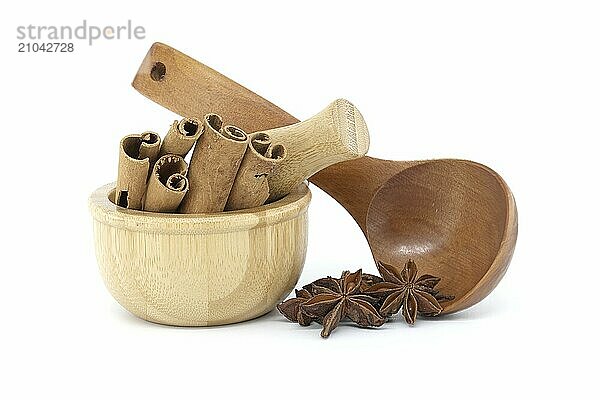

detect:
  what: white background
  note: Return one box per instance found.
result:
[1,1,598,398]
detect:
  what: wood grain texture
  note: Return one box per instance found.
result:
[366,160,517,314]
[257,98,369,201]
[132,43,297,132]
[309,157,422,234]
[89,182,311,326]
[131,42,518,315]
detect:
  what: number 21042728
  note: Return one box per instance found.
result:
[18,42,74,52]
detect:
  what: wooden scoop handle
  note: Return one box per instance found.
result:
[258,99,369,201]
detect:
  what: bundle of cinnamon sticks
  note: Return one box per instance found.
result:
[115,114,286,213]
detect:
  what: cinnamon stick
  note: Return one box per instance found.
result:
[144,154,189,212]
[225,133,286,211]
[159,117,202,158]
[179,114,249,213]
[115,132,161,210]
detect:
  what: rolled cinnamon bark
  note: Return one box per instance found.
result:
[159,117,203,157]
[225,133,286,211]
[144,154,189,212]
[137,131,161,163]
[179,114,249,213]
[115,132,161,210]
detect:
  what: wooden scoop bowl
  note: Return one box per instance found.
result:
[318,158,517,314]
[132,43,517,314]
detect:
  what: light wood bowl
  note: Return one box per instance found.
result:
[89,182,310,326]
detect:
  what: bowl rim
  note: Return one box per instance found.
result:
[89,182,311,234]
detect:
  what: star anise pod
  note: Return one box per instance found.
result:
[360,273,384,290]
[279,272,361,327]
[279,271,383,329]
[277,288,316,326]
[364,260,454,325]
[300,270,385,338]
[302,276,340,295]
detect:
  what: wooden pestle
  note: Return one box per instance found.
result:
[253,98,369,202]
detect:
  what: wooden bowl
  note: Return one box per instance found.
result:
[89,182,310,326]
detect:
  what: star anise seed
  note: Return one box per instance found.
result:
[302,276,340,295]
[300,270,385,338]
[360,273,384,290]
[364,260,454,325]
[276,288,315,326]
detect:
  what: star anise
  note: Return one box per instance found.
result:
[359,273,384,290]
[279,272,384,329]
[300,270,385,338]
[277,288,315,326]
[364,260,454,325]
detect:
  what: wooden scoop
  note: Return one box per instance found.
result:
[132,42,517,314]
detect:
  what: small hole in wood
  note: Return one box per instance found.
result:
[150,62,166,81]
[117,191,129,208]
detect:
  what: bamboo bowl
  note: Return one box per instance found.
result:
[89,182,310,326]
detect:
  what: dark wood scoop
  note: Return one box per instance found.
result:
[132,42,518,314]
